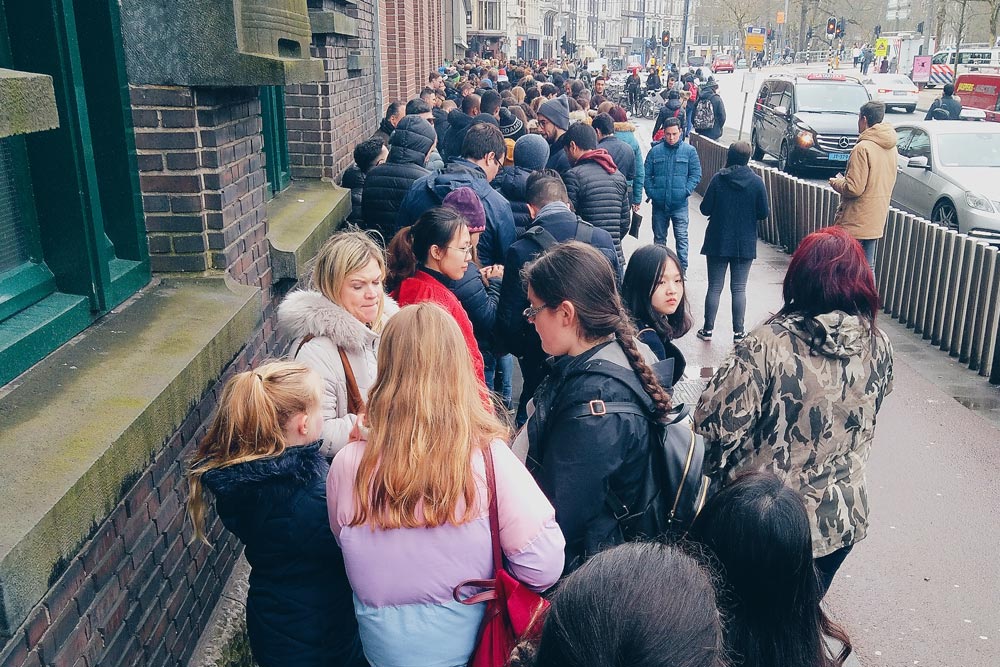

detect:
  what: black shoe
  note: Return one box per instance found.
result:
[696,328,713,341]
[733,331,748,342]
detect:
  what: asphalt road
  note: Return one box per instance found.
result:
[621,115,1000,667]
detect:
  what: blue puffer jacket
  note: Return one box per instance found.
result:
[444,264,501,353]
[397,159,516,267]
[492,166,534,235]
[643,140,702,210]
[614,122,645,204]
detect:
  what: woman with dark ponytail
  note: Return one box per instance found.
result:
[520,241,673,575]
[386,206,485,382]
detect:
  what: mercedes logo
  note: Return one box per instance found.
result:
[839,136,851,149]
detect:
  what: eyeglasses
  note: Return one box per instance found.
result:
[447,245,474,256]
[492,154,504,167]
[523,304,548,321]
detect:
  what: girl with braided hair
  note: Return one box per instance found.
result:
[520,241,674,575]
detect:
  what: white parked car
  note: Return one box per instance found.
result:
[861,74,919,113]
[891,121,1000,241]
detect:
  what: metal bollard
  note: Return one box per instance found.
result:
[946,236,976,357]
[969,245,998,373]
[958,241,987,365]
[932,230,957,348]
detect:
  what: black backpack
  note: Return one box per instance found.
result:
[557,360,711,537]
[522,220,594,251]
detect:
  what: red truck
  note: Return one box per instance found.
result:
[955,73,1000,122]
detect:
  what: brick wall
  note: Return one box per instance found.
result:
[286,0,381,181]
[0,324,285,667]
[381,0,444,104]
[132,86,268,280]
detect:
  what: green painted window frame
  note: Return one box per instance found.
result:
[0,0,150,386]
[260,85,291,197]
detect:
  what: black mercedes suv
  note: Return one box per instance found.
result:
[751,73,872,175]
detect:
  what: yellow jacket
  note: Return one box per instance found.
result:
[831,122,899,240]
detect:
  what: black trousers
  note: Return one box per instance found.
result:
[815,544,854,597]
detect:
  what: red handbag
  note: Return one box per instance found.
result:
[453,445,550,667]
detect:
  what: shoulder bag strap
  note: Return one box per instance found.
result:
[338,347,366,415]
[293,333,316,358]
[524,225,559,252]
[452,445,503,606]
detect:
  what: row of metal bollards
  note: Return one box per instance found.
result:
[690,133,1000,385]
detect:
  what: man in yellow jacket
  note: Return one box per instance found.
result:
[829,101,898,270]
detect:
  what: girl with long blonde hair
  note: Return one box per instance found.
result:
[187,361,364,667]
[327,303,565,667]
[277,230,398,458]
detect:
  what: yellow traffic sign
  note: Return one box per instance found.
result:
[746,33,765,52]
[777,11,785,24]
[874,38,889,57]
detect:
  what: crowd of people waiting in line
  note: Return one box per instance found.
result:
[185,60,895,667]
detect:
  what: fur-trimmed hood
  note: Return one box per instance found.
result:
[277,289,399,353]
[202,441,327,500]
[613,121,636,133]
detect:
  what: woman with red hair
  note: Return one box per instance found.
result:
[694,226,894,596]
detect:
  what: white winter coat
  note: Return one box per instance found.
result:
[277,290,398,457]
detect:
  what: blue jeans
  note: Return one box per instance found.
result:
[652,203,690,269]
[859,238,877,270]
[704,256,753,332]
[483,351,514,410]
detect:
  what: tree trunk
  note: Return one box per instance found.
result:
[798,0,810,51]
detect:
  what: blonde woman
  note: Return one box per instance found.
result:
[327,303,565,667]
[187,361,364,667]
[277,231,397,457]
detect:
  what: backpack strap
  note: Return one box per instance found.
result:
[574,220,594,244]
[523,225,559,252]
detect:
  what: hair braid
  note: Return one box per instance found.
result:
[614,312,672,417]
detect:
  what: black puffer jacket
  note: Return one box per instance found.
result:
[526,340,666,574]
[340,164,366,227]
[444,264,501,353]
[492,166,533,235]
[201,443,364,667]
[361,117,434,243]
[432,106,450,146]
[564,150,630,268]
[442,109,476,162]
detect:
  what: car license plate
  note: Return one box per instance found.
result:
[894,90,908,96]
[829,152,850,161]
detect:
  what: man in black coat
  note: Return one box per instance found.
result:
[537,96,572,175]
[340,138,387,228]
[562,122,630,268]
[442,93,480,162]
[371,101,404,145]
[361,115,436,243]
[693,79,726,140]
[925,83,963,120]
[495,171,620,424]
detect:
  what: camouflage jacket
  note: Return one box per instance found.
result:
[694,311,894,557]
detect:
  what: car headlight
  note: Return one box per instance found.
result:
[966,192,995,212]
[796,130,815,148]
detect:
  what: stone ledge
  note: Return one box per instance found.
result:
[0,276,261,637]
[308,9,358,37]
[266,179,351,282]
[0,68,59,138]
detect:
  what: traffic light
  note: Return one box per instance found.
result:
[661,30,670,48]
[916,21,924,34]
[874,24,882,37]
[807,27,814,39]
[560,33,568,52]
[836,18,845,39]
[767,28,774,41]
[826,17,837,38]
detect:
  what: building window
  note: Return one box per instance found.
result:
[479,0,500,31]
[260,86,290,198]
[0,0,149,385]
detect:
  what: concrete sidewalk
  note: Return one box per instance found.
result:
[623,189,1000,666]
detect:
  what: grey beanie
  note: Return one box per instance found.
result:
[513,134,550,171]
[538,95,571,131]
